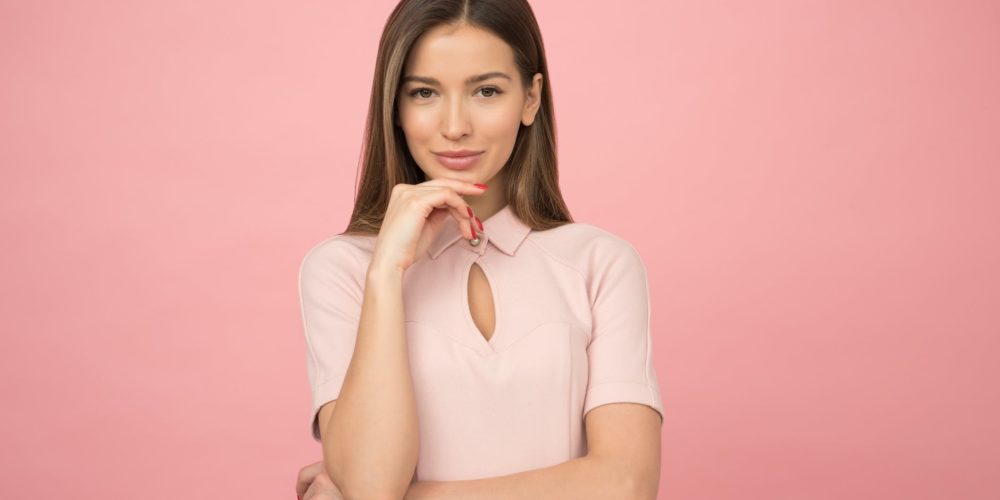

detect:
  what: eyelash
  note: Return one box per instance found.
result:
[407,86,504,99]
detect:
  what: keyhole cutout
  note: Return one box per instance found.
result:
[467,263,496,342]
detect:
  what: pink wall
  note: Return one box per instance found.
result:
[1,0,997,498]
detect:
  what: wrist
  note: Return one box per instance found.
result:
[366,261,405,283]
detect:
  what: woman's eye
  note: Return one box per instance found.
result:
[479,86,503,98]
[410,88,434,99]
[407,87,504,99]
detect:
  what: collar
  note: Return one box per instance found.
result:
[427,203,532,259]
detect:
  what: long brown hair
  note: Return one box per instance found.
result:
[343,0,572,236]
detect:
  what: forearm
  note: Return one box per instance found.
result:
[323,265,419,500]
[402,454,635,500]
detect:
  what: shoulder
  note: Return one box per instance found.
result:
[298,233,376,287]
[528,221,645,272]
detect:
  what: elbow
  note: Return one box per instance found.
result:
[321,437,416,500]
[341,490,402,500]
[590,452,658,499]
[622,473,658,500]
[337,480,404,500]
[331,468,409,500]
[321,450,397,500]
[332,474,406,500]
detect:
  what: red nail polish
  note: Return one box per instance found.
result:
[474,183,488,189]
[475,216,483,231]
[467,206,474,218]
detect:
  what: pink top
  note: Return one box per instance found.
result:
[299,203,664,482]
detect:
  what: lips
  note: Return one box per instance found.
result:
[434,149,484,158]
[434,151,483,170]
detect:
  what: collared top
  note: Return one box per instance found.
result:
[299,203,664,481]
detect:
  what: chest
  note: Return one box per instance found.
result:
[401,247,592,354]
[467,263,496,342]
[399,247,596,480]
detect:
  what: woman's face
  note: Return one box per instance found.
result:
[397,22,543,186]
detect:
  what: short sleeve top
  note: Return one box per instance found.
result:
[299,203,664,482]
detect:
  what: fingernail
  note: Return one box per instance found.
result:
[467,206,474,218]
[474,183,488,189]
[475,216,483,231]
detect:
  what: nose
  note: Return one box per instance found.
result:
[440,93,471,141]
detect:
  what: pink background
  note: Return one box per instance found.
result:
[2,0,998,498]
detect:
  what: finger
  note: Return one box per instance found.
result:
[296,475,311,500]
[302,479,321,500]
[426,188,476,240]
[410,185,475,240]
[296,461,323,488]
[296,461,325,500]
[304,473,340,500]
[431,204,472,240]
[419,177,489,196]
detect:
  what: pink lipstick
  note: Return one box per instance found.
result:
[434,149,484,170]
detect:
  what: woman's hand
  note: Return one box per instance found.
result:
[371,178,488,274]
[296,460,344,500]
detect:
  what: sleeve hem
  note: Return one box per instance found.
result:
[310,374,346,442]
[583,381,664,426]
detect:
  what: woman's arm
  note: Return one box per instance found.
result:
[321,263,419,500]
[402,454,636,500]
[310,407,653,500]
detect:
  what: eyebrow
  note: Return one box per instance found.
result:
[401,71,513,86]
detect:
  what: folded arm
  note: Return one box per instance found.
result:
[402,402,661,500]
[403,453,630,500]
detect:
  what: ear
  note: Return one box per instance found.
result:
[521,73,544,126]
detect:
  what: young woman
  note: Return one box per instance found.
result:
[295,1,664,498]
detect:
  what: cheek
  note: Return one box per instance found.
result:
[477,103,523,138]
[399,107,437,140]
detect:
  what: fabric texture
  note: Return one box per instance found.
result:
[298,203,664,481]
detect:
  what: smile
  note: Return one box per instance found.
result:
[434,151,483,170]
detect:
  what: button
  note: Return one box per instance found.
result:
[469,236,481,246]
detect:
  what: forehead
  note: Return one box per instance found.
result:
[404,23,516,78]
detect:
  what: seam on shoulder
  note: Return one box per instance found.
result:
[298,248,321,394]
[525,236,587,283]
[643,244,656,414]
[298,235,363,393]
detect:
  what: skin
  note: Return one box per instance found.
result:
[397,21,544,343]
[396,21,544,223]
[301,22,544,500]
[301,21,661,500]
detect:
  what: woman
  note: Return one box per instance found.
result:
[296,1,664,498]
